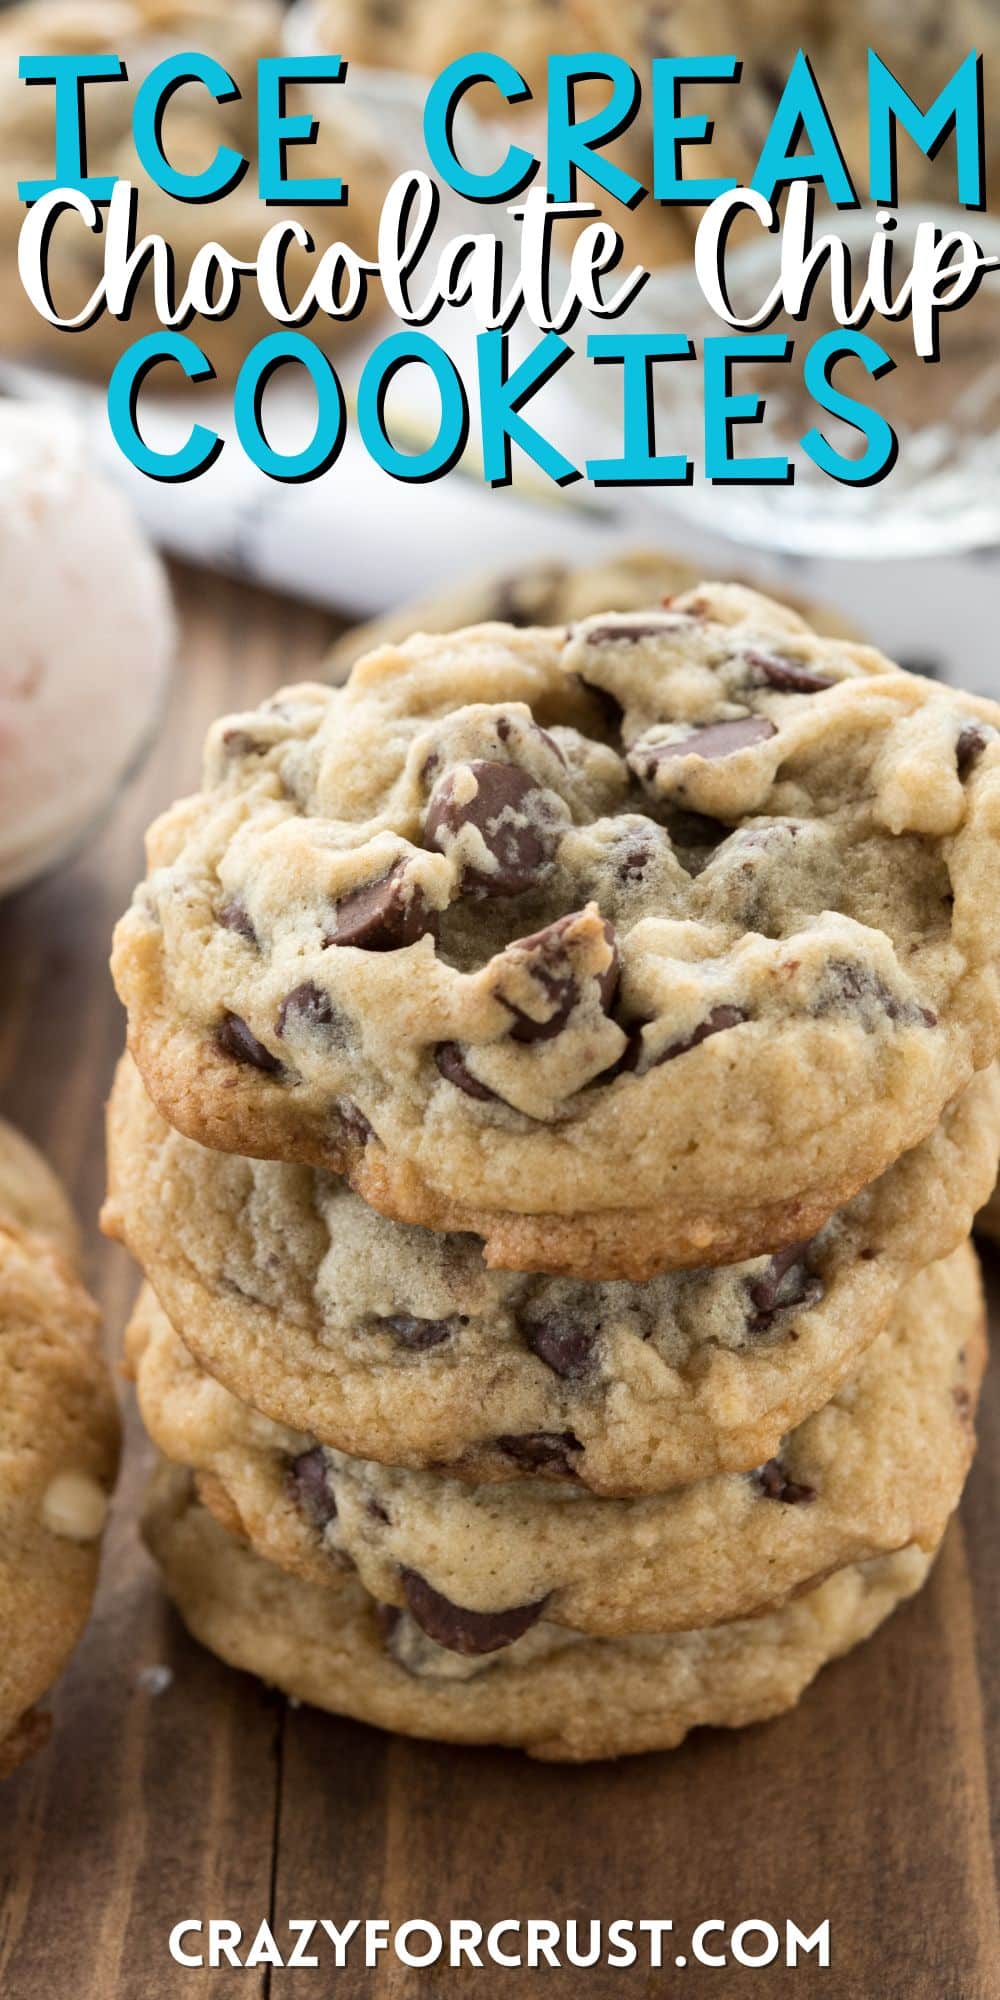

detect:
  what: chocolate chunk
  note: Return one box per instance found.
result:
[652,1004,748,1066]
[325,862,435,950]
[503,964,575,1043]
[216,1011,283,1075]
[747,1244,823,1330]
[276,981,336,1036]
[434,1043,500,1101]
[755,1459,817,1505]
[400,1569,549,1656]
[367,1497,391,1524]
[497,1431,583,1474]
[520,1305,596,1379]
[744,649,834,694]
[956,722,993,777]
[218,899,257,944]
[823,960,936,1028]
[583,615,688,644]
[424,761,554,896]
[378,1312,463,1351]
[286,1447,337,1530]
[630,716,776,778]
[336,1096,374,1144]
[495,915,620,1044]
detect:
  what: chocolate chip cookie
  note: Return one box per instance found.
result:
[325,549,861,680]
[144,1459,936,1759]
[0,1142,119,1777]
[0,1115,80,1265]
[106,1056,1000,1492]
[112,583,1000,1279]
[127,1241,984,1637]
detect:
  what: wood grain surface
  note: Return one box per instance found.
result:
[0,565,997,2000]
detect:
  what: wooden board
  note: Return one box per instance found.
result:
[0,565,997,2000]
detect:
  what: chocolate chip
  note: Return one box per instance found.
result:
[755,1459,817,1504]
[218,899,257,944]
[336,1096,374,1144]
[400,1569,549,1656]
[367,1497,391,1524]
[378,1313,463,1351]
[502,966,574,1043]
[497,1431,583,1474]
[286,1447,337,1530]
[822,960,936,1028]
[520,1306,596,1379]
[216,1011,283,1075]
[495,915,620,1044]
[424,761,555,896]
[747,1244,823,1330]
[434,1043,500,1101]
[648,1004,748,1068]
[956,722,993,777]
[583,615,689,644]
[744,649,835,694]
[629,717,777,778]
[276,981,336,1036]
[325,862,435,950]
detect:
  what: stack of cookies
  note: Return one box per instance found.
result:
[105,580,1000,1761]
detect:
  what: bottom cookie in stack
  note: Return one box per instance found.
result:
[144,1472,934,1764]
[135,1242,984,1762]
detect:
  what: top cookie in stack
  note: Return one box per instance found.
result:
[112,582,1000,1282]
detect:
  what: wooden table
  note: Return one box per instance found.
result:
[0,566,997,2000]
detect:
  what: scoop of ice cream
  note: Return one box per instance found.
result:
[0,402,174,897]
